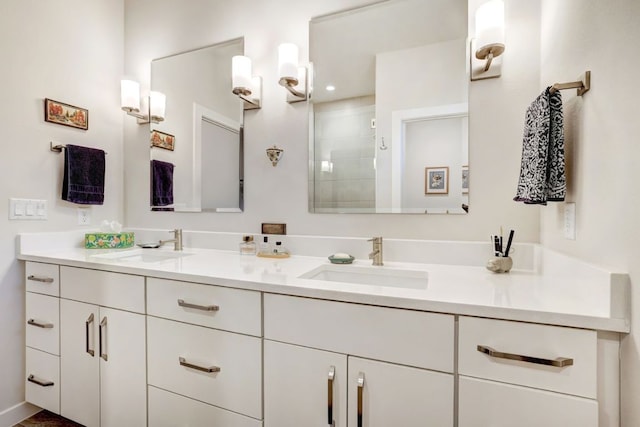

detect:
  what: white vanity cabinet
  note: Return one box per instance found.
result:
[263,294,455,427]
[458,316,616,427]
[146,277,263,427]
[58,266,146,427]
[24,262,60,414]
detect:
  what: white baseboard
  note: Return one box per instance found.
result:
[0,402,40,427]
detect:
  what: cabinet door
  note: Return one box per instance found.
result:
[264,340,347,427]
[99,307,147,427]
[348,357,454,427]
[60,299,100,427]
[459,376,598,427]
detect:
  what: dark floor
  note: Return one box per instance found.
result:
[13,410,83,427]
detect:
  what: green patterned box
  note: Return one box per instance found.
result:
[85,232,135,249]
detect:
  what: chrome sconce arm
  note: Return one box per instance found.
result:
[278,43,309,102]
[231,55,262,110]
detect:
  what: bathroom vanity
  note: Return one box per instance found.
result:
[19,233,628,427]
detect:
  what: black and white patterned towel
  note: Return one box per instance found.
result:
[514,87,566,205]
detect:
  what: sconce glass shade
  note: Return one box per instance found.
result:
[475,0,505,51]
[149,91,166,122]
[121,79,140,112]
[278,43,300,86]
[232,55,253,96]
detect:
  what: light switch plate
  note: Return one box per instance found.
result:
[564,203,576,240]
[9,198,47,220]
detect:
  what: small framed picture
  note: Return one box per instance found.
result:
[44,98,89,130]
[425,166,449,194]
[462,165,469,194]
[150,130,175,151]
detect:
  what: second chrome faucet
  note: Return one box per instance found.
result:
[159,229,183,251]
[368,236,383,266]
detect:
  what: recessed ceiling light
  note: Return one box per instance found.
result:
[325,85,336,91]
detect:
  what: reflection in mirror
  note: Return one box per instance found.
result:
[150,38,244,212]
[309,0,469,214]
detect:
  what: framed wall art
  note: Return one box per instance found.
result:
[425,166,449,194]
[150,130,175,151]
[44,98,88,130]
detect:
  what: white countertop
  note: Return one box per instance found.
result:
[17,242,630,333]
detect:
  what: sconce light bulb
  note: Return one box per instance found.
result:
[475,0,505,50]
[149,91,166,122]
[278,43,300,84]
[232,55,253,95]
[121,79,141,112]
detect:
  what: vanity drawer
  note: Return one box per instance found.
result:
[26,292,60,355]
[459,376,597,427]
[147,316,262,419]
[60,266,145,313]
[264,294,454,372]
[26,347,60,414]
[26,262,60,296]
[147,277,261,336]
[458,316,597,398]
[148,386,262,427]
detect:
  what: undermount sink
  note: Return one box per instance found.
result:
[90,249,192,263]
[300,264,428,289]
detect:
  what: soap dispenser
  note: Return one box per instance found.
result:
[239,235,256,255]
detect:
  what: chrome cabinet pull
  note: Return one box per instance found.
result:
[99,317,108,361]
[328,366,335,426]
[27,275,54,283]
[85,313,95,357]
[28,374,54,387]
[177,298,219,312]
[357,372,365,427]
[477,345,574,367]
[179,356,221,373]
[27,318,53,329]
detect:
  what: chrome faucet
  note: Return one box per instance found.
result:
[368,236,383,266]
[159,229,183,251]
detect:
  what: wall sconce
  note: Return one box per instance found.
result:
[232,55,262,110]
[278,43,308,103]
[121,79,166,124]
[266,145,283,167]
[470,0,505,81]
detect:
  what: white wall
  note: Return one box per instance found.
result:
[123,0,541,242]
[539,1,640,425]
[0,0,124,417]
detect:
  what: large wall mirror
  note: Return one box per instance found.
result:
[309,0,469,214]
[150,38,244,212]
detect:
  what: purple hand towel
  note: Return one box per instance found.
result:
[151,160,174,206]
[62,144,105,205]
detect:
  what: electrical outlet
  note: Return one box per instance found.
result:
[564,203,576,240]
[77,208,91,225]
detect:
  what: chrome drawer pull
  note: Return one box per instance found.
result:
[86,313,95,357]
[477,345,574,367]
[27,275,54,283]
[357,372,365,427]
[177,299,219,312]
[27,319,54,329]
[179,357,221,373]
[99,316,108,361]
[328,366,335,426]
[28,374,54,387]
